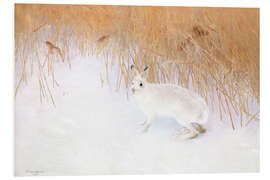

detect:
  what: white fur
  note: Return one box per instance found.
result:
[131,66,209,139]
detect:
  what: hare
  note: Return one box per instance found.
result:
[130,65,209,139]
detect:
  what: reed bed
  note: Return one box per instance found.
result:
[15,4,259,128]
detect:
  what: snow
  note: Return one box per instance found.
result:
[15,55,259,176]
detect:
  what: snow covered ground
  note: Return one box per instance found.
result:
[15,55,259,176]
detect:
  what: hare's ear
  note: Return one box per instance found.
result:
[131,64,140,75]
[142,66,149,78]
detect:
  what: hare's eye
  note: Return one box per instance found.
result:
[139,83,143,87]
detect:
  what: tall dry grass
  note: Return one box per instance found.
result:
[15,4,259,128]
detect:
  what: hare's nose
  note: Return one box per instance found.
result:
[131,88,135,94]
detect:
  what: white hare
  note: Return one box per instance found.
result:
[130,65,209,139]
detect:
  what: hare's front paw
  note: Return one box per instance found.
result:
[137,119,147,126]
[137,123,150,133]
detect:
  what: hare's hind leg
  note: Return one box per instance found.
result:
[175,122,199,139]
[191,123,206,133]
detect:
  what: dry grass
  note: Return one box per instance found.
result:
[14,4,259,129]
